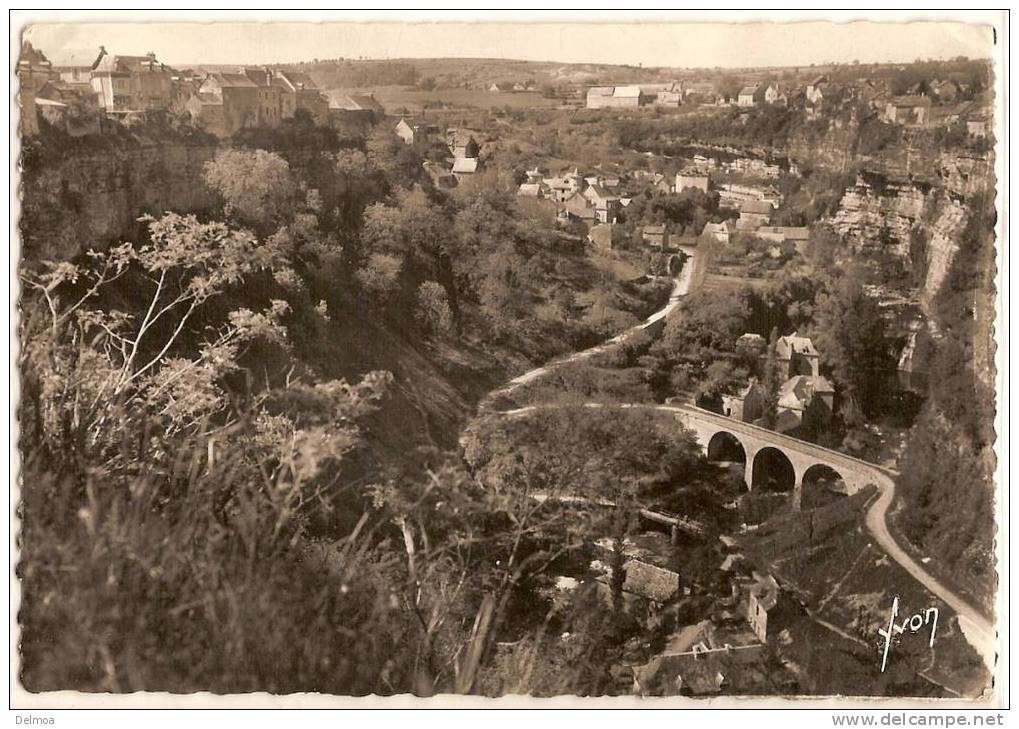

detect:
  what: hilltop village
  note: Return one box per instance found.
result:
[17,42,996,698]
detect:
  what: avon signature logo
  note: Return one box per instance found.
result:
[878,596,939,672]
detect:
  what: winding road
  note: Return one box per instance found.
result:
[468,251,996,672]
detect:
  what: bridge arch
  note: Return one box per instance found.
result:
[751,447,797,492]
[801,463,849,510]
[707,430,747,464]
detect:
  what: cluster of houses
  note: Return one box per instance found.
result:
[396,119,486,187]
[722,332,835,436]
[517,168,623,229]
[585,81,702,109]
[582,72,990,134]
[580,530,799,696]
[16,41,385,138]
[487,80,538,93]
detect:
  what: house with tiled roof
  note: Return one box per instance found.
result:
[274,70,329,124]
[190,72,260,135]
[451,156,480,180]
[641,223,669,250]
[722,379,766,423]
[395,117,439,145]
[544,169,584,203]
[806,74,828,105]
[737,83,765,107]
[90,50,174,112]
[586,84,649,109]
[754,226,810,252]
[703,220,736,244]
[775,332,820,378]
[736,200,773,230]
[582,183,620,223]
[46,46,104,84]
[775,375,835,433]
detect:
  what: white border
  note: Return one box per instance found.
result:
[6,7,1009,715]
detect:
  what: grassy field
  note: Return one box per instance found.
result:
[700,271,772,294]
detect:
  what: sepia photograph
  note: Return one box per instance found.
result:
[10,9,1007,714]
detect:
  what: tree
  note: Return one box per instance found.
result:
[414,281,454,334]
[361,188,462,322]
[761,327,781,429]
[21,213,296,449]
[651,289,752,369]
[203,149,300,234]
[811,273,894,418]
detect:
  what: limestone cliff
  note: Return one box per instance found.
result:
[19,143,219,262]
[830,175,969,309]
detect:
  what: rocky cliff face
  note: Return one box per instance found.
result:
[830,176,968,309]
[19,143,219,262]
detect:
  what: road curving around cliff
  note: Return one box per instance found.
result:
[466,250,996,673]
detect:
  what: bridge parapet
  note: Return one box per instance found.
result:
[660,404,894,506]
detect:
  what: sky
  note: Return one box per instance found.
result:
[22,17,995,70]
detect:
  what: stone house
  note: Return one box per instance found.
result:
[736,200,773,231]
[241,68,290,127]
[582,184,620,224]
[885,96,931,126]
[746,574,790,643]
[586,84,648,109]
[776,375,835,433]
[642,82,683,107]
[275,70,329,125]
[966,114,989,138]
[545,169,584,203]
[192,72,261,136]
[325,92,384,126]
[47,46,104,85]
[91,50,174,112]
[516,182,548,198]
[641,224,669,250]
[722,379,766,423]
[650,173,673,194]
[557,191,597,228]
[754,226,810,253]
[764,84,787,105]
[451,156,480,181]
[737,84,765,107]
[17,42,60,136]
[775,331,820,378]
[703,220,735,244]
[395,117,439,145]
[805,75,828,105]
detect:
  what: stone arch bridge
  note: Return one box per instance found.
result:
[656,404,893,509]
[499,402,895,511]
